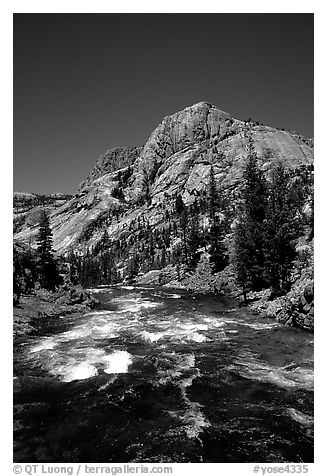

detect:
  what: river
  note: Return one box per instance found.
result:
[13,285,314,463]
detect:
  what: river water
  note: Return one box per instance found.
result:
[13,286,314,463]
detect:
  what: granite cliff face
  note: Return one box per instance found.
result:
[78,146,143,192]
[14,101,313,255]
[128,102,312,204]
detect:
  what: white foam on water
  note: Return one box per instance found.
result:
[121,304,141,313]
[182,353,196,368]
[43,348,133,381]
[112,296,163,314]
[151,326,208,344]
[212,321,226,328]
[167,293,182,299]
[161,352,210,440]
[137,317,218,344]
[30,338,57,353]
[28,311,134,380]
[153,319,174,327]
[141,300,163,309]
[88,309,121,316]
[152,291,181,299]
[140,331,165,342]
[285,366,314,389]
[103,350,133,374]
[85,288,109,294]
[54,318,121,343]
[156,352,197,385]
[219,318,241,325]
[202,317,224,326]
[179,323,208,331]
[240,321,281,330]
[186,332,207,343]
[230,351,314,391]
[98,376,117,391]
[286,408,314,426]
[168,404,211,439]
[180,374,197,389]
[151,292,164,298]
[59,362,98,382]
[131,286,155,291]
[82,310,117,317]
[203,316,240,327]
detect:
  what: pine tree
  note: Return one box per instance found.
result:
[104,250,113,283]
[146,224,155,269]
[264,163,300,296]
[185,253,216,294]
[101,229,110,250]
[67,251,80,285]
[208,222,229,273]
[175,194,185,215]
[160,245,167,268]
[232,149,268,294]
[111,186,124,201]
[128,252,140,279]
[243,152,267,224]
[36,210,61,290]
[180,205,189,265]
[142,169,151,205]
[207,165,229,273]
[242,151,267,289]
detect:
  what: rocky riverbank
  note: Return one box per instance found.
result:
[249,275,314,333]
[135,253,314,332]
[13,286,100,338]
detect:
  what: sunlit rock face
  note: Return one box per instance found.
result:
[78,146,143,191]
[128,102,233,201]
[14,101,313,253]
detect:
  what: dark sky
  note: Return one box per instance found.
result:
[14,13,313,194]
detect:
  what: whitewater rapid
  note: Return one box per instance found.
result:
[14,285,314,463]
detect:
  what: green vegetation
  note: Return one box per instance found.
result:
[36,210,62,291]
[207,165,229,273]
[13,210,62,304]
[233,144,268,295]
[233,151,313,301]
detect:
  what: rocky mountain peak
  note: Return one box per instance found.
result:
[14,102,313,254]
[77,102,237,198]
[181,100,227,116]
[128,102,235,201]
